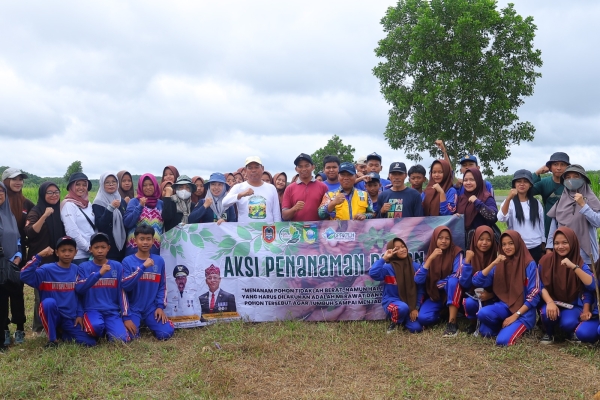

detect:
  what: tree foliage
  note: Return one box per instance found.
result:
[311,135,356,170]
[64,161,83,182]
[373,0,542,176]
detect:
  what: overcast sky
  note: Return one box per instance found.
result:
[1,1,598,180]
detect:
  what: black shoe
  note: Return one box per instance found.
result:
[44,341,59,349]
[442,322,459,338]
[567,332,581,344]
[466,324,477,335]
[540,333,554,345]
[387,322,398,334]
[0,344,7,353]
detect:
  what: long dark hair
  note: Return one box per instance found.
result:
[512,186,540,228]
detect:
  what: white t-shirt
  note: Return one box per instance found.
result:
[60,201,95,259]
[497,198,544,249]
[222,181,282,224]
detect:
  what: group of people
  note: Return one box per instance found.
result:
[1,138,599,349]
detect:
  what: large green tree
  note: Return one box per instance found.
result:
[64,160,83,182]
[311,135,356,171]
[373,0,542,175]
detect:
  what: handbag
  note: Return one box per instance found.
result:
[0,247,22,290]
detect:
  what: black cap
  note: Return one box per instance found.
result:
[545,152,570,169]
[367,172,380,182]
[67,172,92,191]
[366,152,382,163]
[511,169,533,187]
[339,162,356,175]
[389,162,407,174]
[56,236,77,249]
[90,232,110,246]
[173,265,190,278]
[294,153,313,166]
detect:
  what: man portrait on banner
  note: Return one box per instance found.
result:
[169,265,200,316]
[199,265,237,314]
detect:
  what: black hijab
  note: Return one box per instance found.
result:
[31,182,65,249]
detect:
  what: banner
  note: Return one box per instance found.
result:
[160,216,465,328]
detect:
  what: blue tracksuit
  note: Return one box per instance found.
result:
[460,260,498,320]
[472,261,540,346]
[414,254,464,327]
[369,258,424,333]
[537,263,598,343]
[420,187,458,216]
[20,255,96,346]
[121,254,174,340]
[75,260,142,342]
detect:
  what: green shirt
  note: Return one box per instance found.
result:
[531,173,564,238]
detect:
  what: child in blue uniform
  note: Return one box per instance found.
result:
[121,224,174,340]
[369,238,423,333]
[473,230,540,346]
[75,232,145,343]
[415,226,465,337]
[537,227,597,344]
[20,237,96,347]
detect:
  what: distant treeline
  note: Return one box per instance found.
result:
[487,171,600,190]
[0,166,147,188]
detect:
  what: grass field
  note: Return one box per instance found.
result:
[22,186,97,204]
[1,286,599,399]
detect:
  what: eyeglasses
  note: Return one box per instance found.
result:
[104,181,118,186]
[46,191,61,196]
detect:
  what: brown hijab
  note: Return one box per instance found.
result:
[160,181,172,197]
[2,177,31,232]
[262,171,274,184]
[456,168,493,229]
[538,227,584,304]
[425,226,463,301]
[117,170,135,199]
[191,176,205,204]
[162,165,180,184]
[493,230,534,313]
[469,226,498,273]
[387,238,418,311]
[272,172,288,208]
[422,159,453,216]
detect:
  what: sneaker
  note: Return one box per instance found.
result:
[567,332,581,344]
[466,324,477,335]
[14,330,25,344]
[442,322,459,338]
[540,333,554,345]
[387,322,398,334]
[3,330,10,346]
[44,341,59,349]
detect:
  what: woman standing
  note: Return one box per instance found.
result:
[92,173,127,261]
[162,175,197,231]
[123,173,163,256]
[497,170,544,263]
[189,173,237,224]
[0,182,22,349]
[25,181,65,335]
[272,172,288,211]
[117,170,135,204]
[262,171,274,185]
[421,159,457,216]
[456,168,498,248]
[60,172,94,265]
[191,176,206,204]
[473,230,540,346]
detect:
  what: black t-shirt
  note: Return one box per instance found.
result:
[377,187,424,218]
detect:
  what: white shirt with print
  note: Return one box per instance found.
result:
[222,181,282,224]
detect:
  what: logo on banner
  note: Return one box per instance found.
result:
[278,225,301,244]
[262,226,275,243]
[302,225,318,244]
[322,227,355,242]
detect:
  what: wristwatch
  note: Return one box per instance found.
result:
[516,311,522,317]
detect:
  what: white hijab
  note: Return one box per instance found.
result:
[93,172,126,251]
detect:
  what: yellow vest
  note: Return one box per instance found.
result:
[329,189,370,220]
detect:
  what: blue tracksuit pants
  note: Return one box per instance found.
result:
[386,301,422,333]
[127,312,174,341]
[39,298,96,346]
[83,310,130,342]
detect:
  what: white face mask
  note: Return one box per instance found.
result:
[176,190,191,200]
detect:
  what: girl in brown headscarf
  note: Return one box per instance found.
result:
[191,176,205,204]
[414,226,463,337]
[161,165,180,184]
[225,173,236,188]
[261,171,274,185]
[538,227,597,344]
[473,230,540,346]
[117,170,135,204]
[421,159,457,216]
[461,226,499,334]
[272,172,288,211]
[369,238,424,333]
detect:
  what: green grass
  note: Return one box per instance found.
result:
[22,185,97,204]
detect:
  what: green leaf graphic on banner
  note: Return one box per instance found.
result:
[219,237,236,249]
[265,243,282,254]
[176,245,184,257]
[199,229,213,238]
[188,224,198,233]
[237,226,252,240]
[249,222,265,231]
[174,229,182,242]
[165,229,175,241]
[181,231,188,242]
[253,238,262,253]
[170,245,177,258]
[377,239,385,248]
[234,242,251,257]
[190,234,204,248]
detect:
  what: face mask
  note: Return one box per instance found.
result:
[176,190,191,200]
[564,178,585,192]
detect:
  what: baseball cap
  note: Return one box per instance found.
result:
[90,232,110,246]
[459,155,478,165]
[339,162,356,175]
[367,172,381,182]
[55,236,77,249]
[245,156,263,166]
[389,162,407,174]
[1,168,28,181]
[294,153,313,166]
[366,152,382,163]
[355,156,367,165]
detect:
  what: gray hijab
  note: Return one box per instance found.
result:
[93,172,126,251]
[206,183,229,219]
[0,182,20,260]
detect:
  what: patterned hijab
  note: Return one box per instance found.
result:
[137,174,161,208]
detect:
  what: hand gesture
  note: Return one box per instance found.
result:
[294,201,305,211]
[99,264,111,276]
[507,189,518,200]
[355,214,366,221]
[241,188,254,198]
[143,258,155,268]
[432,183,443,194]
[203,197,213,208]
[124,196,131,204]
[580,310,592,321]
[502,314,518,328]
[536,165,550,175]
[382,248,397,262]
[38,246,55,258]
[216,218,225,226]
[573,193,585,207]
[111,199,121,208]
[468,195,477,203]
[560,258,576,270]
[380,203,392,213]
[434,139,446,151]
[428,248,443,260]
[546,302,560,321]
[465,250,474,263]
[124,319,138,336]
[495,254,506,265]
[155,308,168,323]
[139,197,147,207]
[332,192,346,206]
[43,207,54,218]
[409,309,419,322]
[164,186,173,197]
[74,317,84,330]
